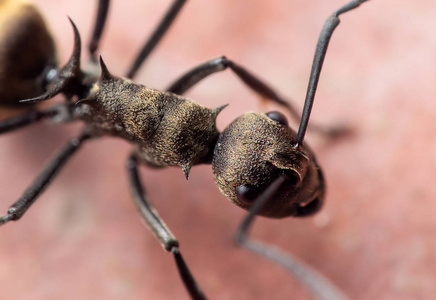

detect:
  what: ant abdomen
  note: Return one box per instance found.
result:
[212,112,324,218]
[0,0,57,106]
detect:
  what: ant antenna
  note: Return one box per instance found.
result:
[296,0,368,145]
[237,1,370,299]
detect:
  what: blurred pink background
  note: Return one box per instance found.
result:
[1,0,436,299]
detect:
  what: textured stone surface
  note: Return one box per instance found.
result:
[1,1,435,299]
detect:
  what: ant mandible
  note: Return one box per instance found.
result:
[0,0,369,299]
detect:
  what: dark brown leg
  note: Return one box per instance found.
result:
[0,132,92,225]
[126,152,207,300]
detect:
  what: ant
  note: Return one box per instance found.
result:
[0,0,369,299]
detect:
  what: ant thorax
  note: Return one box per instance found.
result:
[77,66,224,178]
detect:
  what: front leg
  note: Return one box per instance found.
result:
[126,152,207,300]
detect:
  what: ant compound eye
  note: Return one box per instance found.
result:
[266,111,288,126]
[236,184,261,204]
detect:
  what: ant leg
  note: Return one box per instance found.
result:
[235,175,348,300]
[0,132,92,225]
[88,0,110,59]
[0,103,78,134]
[166,56,345,139]
[0,110,46,134]
[126,152,207,300]
[167,56,301,121]
[126,0,188,79]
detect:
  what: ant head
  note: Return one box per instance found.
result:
[0,0,57,106]
[212,112,324,218]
